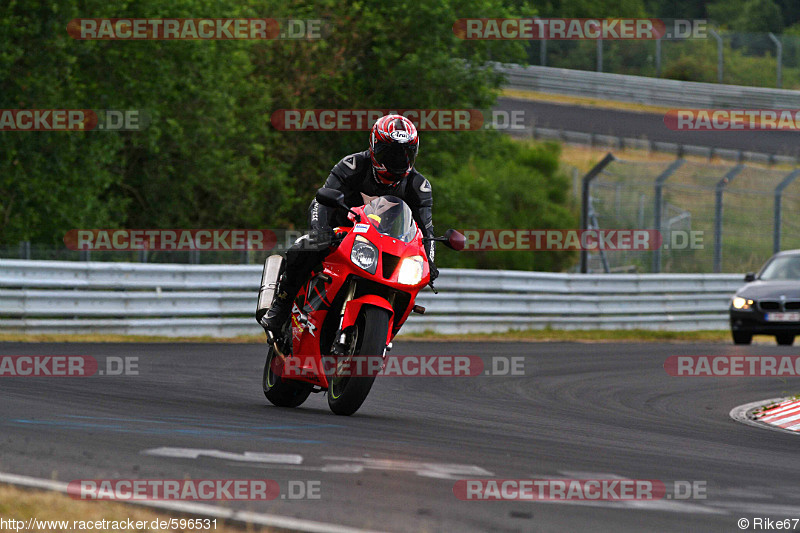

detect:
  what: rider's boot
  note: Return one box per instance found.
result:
[260,276,297,337]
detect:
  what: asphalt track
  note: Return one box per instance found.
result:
[1,341,799,532]
[496,97,800,157]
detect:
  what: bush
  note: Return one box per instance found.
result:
[432,136,578,272]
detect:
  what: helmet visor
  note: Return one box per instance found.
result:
[373,141,417,175]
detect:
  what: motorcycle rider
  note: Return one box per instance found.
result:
[259,114,438,335]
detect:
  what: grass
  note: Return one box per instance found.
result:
[0,484,275,533]
[537,139,800,274]
[502,87,674,115]
[0,329,778,344]
[398,328,742,343]
[0,333,266,344]
[527,127,797,173]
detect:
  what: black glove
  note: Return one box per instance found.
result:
[429,260,439,283]
[307,226,335,250]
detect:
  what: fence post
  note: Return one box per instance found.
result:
[572,167,580,199]
[597,37,603,72]
[655,38,662,76]
[18,241,31,260]
[540,38,547,66]
[709,29,723,83]
[652,159,685,273]
[768,32,782,88]
[773,169,800,253]
[580,152,616,273]
[713,164,743,273]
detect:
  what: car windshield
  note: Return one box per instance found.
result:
[362,195,417,243]
[759,255,800,280]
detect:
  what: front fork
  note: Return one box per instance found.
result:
[332,279,395,355]
[331,279,358,356]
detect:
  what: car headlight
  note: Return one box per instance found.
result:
[732,297,754,310]
[351,236,378,274]
[397,256,424,285]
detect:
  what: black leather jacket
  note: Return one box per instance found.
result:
[308,150,435,261]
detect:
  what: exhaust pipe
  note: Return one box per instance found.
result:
[255,254,285,323]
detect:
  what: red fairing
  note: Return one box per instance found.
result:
[276,200,430,390]
[341,295,395,345]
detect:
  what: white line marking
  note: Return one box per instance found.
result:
[321,456,492,479]
[529,498,727,515]
[142,447,303,464]
[0,471,384,533]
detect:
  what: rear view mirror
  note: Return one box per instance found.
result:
[744,272,756,282]
[316,188,345,208]
[443,229,466,251]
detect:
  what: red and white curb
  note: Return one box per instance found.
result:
[730,397,800,435]
[0,471,383,533]
[754,398,800,431]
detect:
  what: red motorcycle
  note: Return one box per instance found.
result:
[256,188,465,415]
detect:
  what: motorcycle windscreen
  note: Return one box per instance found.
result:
[362,195,417,243]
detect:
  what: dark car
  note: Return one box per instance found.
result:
[730,250,800,345]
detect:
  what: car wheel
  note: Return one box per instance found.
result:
[732,331,752,345]
[776,333,795,346]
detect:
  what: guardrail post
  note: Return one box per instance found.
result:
[768,32,783,88]
[709,29,723,83]
[773,169,800,253]
[713,164,743,273]
[652,159,685,273]
[580,152,616,273]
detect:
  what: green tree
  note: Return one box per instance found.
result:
[708,0,784,33]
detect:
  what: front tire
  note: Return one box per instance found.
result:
[327,306,389,416]
[263,339,312,408]
[776,333,795,346]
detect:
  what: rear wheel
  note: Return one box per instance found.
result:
[327,306,389,416]
[776,333,795,346]
[732,331,752,345]
[263,329,312,408]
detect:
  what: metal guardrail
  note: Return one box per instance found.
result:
[0,260,743,336]
[498,63,800,109]
[516,126,800,166]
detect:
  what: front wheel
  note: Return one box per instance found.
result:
[327,306,389,416]
[776,333,795,346]
[263,339,313,408]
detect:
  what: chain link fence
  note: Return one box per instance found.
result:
[525,29,800,89]
[0,244,272,265]
[584,155,800,273]
[6,155,799,275]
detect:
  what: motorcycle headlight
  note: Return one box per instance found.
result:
[351,236,378,274]
[397,256,424,285]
